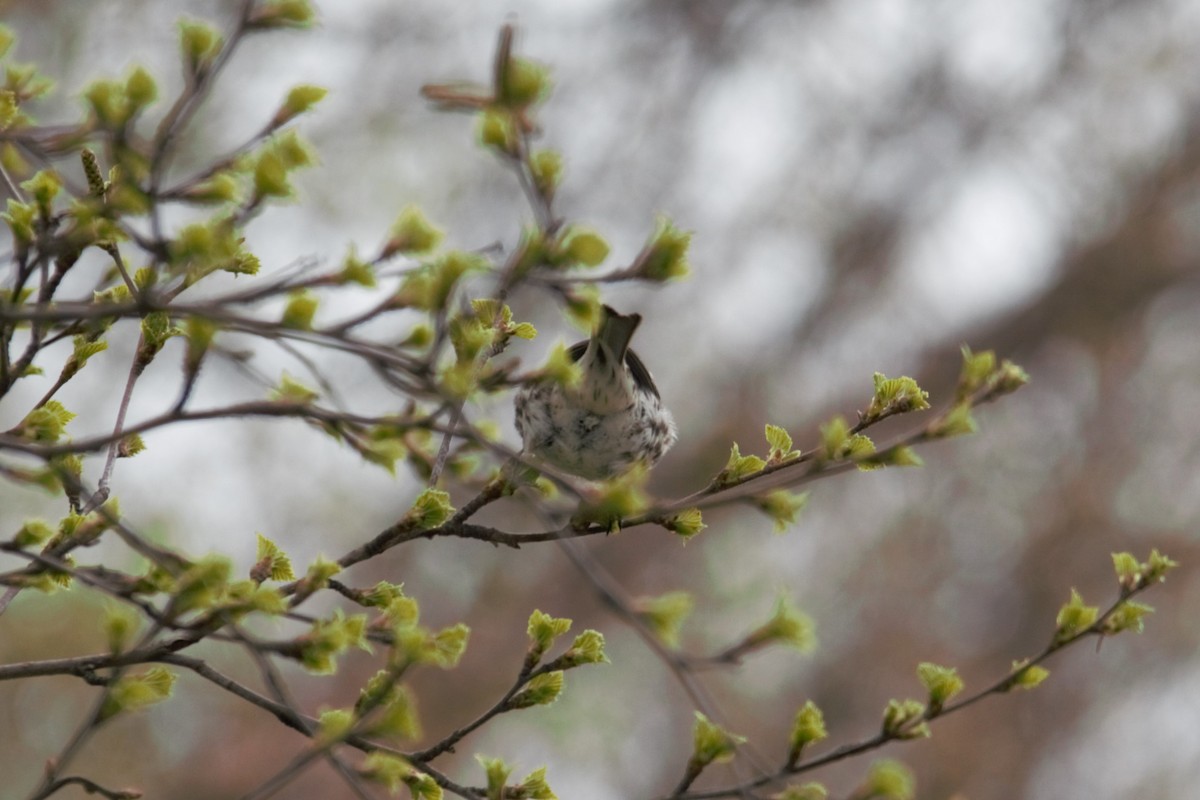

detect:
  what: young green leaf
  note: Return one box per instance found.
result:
[634,216,691,281]
[99,667,177,722]
[509,671,564,709]
[863,759,915,800]
[253,533,295,582]
[881,699,928,739]
[1054,588,1099,643]
[660,507,706,540]
[527,609,572,661]
[636,591,694,649]
[916,662,964,713]
[787,700,827,764]
[691,711,745,767]
[1007,659,1050,691]
[716,442,766,486]
[753,490,809,533]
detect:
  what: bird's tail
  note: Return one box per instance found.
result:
[596,305,641,363]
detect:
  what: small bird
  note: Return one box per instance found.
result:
[515,305,676,480]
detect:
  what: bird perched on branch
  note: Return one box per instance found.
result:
[515,305,676,480]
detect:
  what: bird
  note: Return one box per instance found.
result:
[514,305,676,480]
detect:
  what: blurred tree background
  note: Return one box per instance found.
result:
[1,0,1197,798]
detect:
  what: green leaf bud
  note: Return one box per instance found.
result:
[339,245,375,286]
[181,173,241,205]
[449,314,496,365]
[405,488,454,529]
[576,468,649,529]
[272,129,316,168]
[765,423,800,462]
[400,322,433,349]
[383,204,443,257]
[869,445,924,468]
[357,428,408,474]
[365,680,421,740]
[185,317,217,369]
[956,345,996,401]
[787,701,827,764]
[863,759,915,800]
[660,507,706,540]
[994,359,1030,395]
[16,400,76,443]
[1054,588,1099,643]
[83,79,127,127]
[530,149,563,198]
[139,311,178,360]
[634,217,691,280]
[249,0,317,28]
[168,555,232,617]
[558,629,608,668]
[178,19,224,74]
[99,667,176,722]
[103,604,140,654]
[382,596,420,630]
[1103,601,1154,635]
[513,766,556,800]
[1143,548,1178,584]
[2,198,35,242]
[60,335,107,381]
[1007,659,1050,691]
[280,290,318,329]
[396,250,484,311]
[478,108,517,154]
[927,403,977,438]
[125,66,157,110]
[317,707,354,743]
[499,57,552,107]
[1112,551,1141,591]
[299,609,370,674]
[509,671,564,709]
[916,662,964,714]
[866,373,930,422]
[361,753,411,793]
[253,150,291,198]
[253,533,296,583]
[478,755,512,799]
[691,711,745,767]
[360,580,407,609]
[117,433,145,458]
[881,699,928,739]
[753,490,809,533]
[819,416,850,460]
[404,770,443,800]
[292,555,341,603]
[527,609,572,662]
[428,623,470,668]
[774,783,828,800]
[512,321,538,339]
[21,169,62,214]
[273,84,327,127]
[270,371,319,404]
[14,519,54,548]
[560,226,610,267]
[635,592,693,649]
[745,595,817,653]
[716,442,766,486]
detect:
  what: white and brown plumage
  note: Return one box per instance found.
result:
[514,306,676,480]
